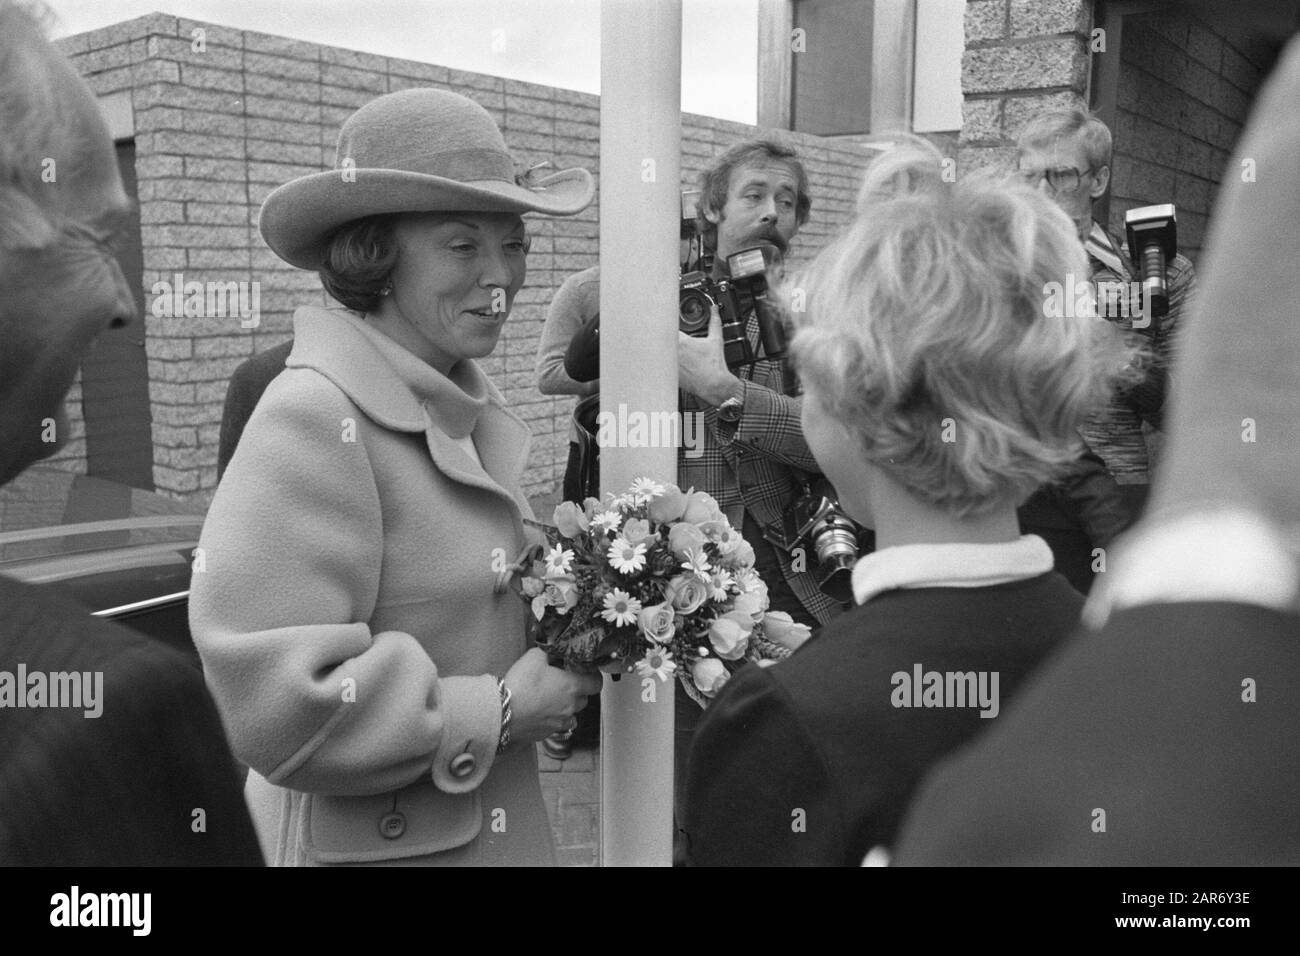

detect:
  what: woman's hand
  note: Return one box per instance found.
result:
[503,648,602,746]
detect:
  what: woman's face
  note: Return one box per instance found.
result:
[374,211,528,374]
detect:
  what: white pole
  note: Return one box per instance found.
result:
[598,0,682,867]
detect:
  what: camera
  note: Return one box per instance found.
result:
[679,190,788,370]
[1124,203,1177,322]
[763,481,862,605]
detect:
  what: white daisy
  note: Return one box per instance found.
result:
[634,645,677,682]
[629,477,665,503]
[706,569,734,602]
[590,510,623,534]
[680,548,711,576]
[601,589,642,627]
[607,537,647,574]
[544,544,574,576]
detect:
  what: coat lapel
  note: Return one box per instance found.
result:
[422,400,531,517]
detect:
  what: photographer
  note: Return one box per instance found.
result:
[1016,108,1198,517]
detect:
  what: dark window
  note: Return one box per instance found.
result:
[792,0,873,135]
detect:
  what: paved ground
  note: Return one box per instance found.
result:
[538,743,599,866]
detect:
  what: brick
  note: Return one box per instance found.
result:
[504,108,554,135]
[243,31,320,61]
[244,94,324,123]
[150,130,247,160]
[963,37,1089,93]
[181,180,251,207]
[85,66,141,95]
[197,381,232,404]
[186,202,250,226]
[321,62,387,92]
[244,50,320,82]
[320,84,377,109]
[149,33,242,72]
[145,338,194,360]
[151,423,199,447]
[72,43,134,74]
[965,0,1007,43]
[1174,174,1213,213]
[133,152,184,179]
[1009,0,1089,38]
[1003,91,1087,142]
[141,248,188,271]
[386,59,451,86]
[154,463,201,491]
[149,381,197,404]
[245,117,321,146]
[182,111,247,137]
[140,200,185,224]
[176,18,244,50]
[245,138,323,165]
[1220,43,1262,95]
[135,82,242,115]
[554,101,598,125]
[193,337,255,358]
[133,105,186,131]
[960,97,1002,142]
[180,62,244,94]
[245,73,320,102]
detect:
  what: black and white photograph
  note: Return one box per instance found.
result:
[1,0,1296,928]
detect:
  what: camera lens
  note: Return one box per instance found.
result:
[679,289,712,335]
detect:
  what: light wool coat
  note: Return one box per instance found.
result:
[190,305,552,866]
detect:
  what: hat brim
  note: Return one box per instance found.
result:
[259,167,595,269]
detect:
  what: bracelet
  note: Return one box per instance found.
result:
[495,677,513,754]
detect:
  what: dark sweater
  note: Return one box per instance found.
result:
[895,601,1300,866]
[682,572,1084,866]
[0,575,263,865]
[217,339,293,480]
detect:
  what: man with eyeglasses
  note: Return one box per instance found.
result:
[1016,108,1198,519]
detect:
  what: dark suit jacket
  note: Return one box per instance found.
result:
[0,575,263,865]
[683,573,1084,866]
[894,601,1300,866]
[217,340,294,480]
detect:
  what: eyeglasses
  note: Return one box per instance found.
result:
[1017,166,1098,193]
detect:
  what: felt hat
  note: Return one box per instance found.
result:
[258,88,595,269]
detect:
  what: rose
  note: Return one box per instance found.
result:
[732,588,766,622]
[622,517,653,546]
[692,658,731,698]
[582,497,603,519]
[637,601,677,644]
[700,520,741,554]
[665,574,709,615]
[682,490,724,524]
[647,484,687,523]
[708,615,750,660]
[531,577,579,620]
[520,576,545,598]
[763,610,812,651]
[667,521,707,558]
[553,501,589,538]
[728,539,756,569]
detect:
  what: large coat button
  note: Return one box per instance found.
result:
[379,812,406,839]
[450,752,477,778]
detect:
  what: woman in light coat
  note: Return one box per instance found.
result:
[190,88,602,866]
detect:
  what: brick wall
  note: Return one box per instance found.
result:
[959,0,1093,175]
[1109,10,1278,258]
[58,13,870,505]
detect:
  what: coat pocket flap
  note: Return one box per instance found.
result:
[301,779,482,865]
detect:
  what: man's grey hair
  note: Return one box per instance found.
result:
[1015,107,1114,172]
[0,0,80,251]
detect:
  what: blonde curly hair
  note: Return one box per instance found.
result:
[789,136,1139,517]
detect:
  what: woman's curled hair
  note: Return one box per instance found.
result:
[317,214,400,313]
[789,136,1142,517]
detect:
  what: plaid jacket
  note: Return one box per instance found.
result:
[1084,222,1197,484]
[679,309,843,626]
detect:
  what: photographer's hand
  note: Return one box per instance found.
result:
[677,306,742,406]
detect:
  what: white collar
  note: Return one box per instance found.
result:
[1082,508,1300,628]
[850,535,1055,605]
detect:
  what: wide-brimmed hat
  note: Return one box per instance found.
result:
[259,88,595,269]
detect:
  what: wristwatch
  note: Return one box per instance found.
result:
[717,395,744,424]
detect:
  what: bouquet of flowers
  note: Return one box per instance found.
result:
[513,477,812,707]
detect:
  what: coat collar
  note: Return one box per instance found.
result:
[286,306,532,504]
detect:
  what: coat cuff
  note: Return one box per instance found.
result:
[430,675,501,794]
